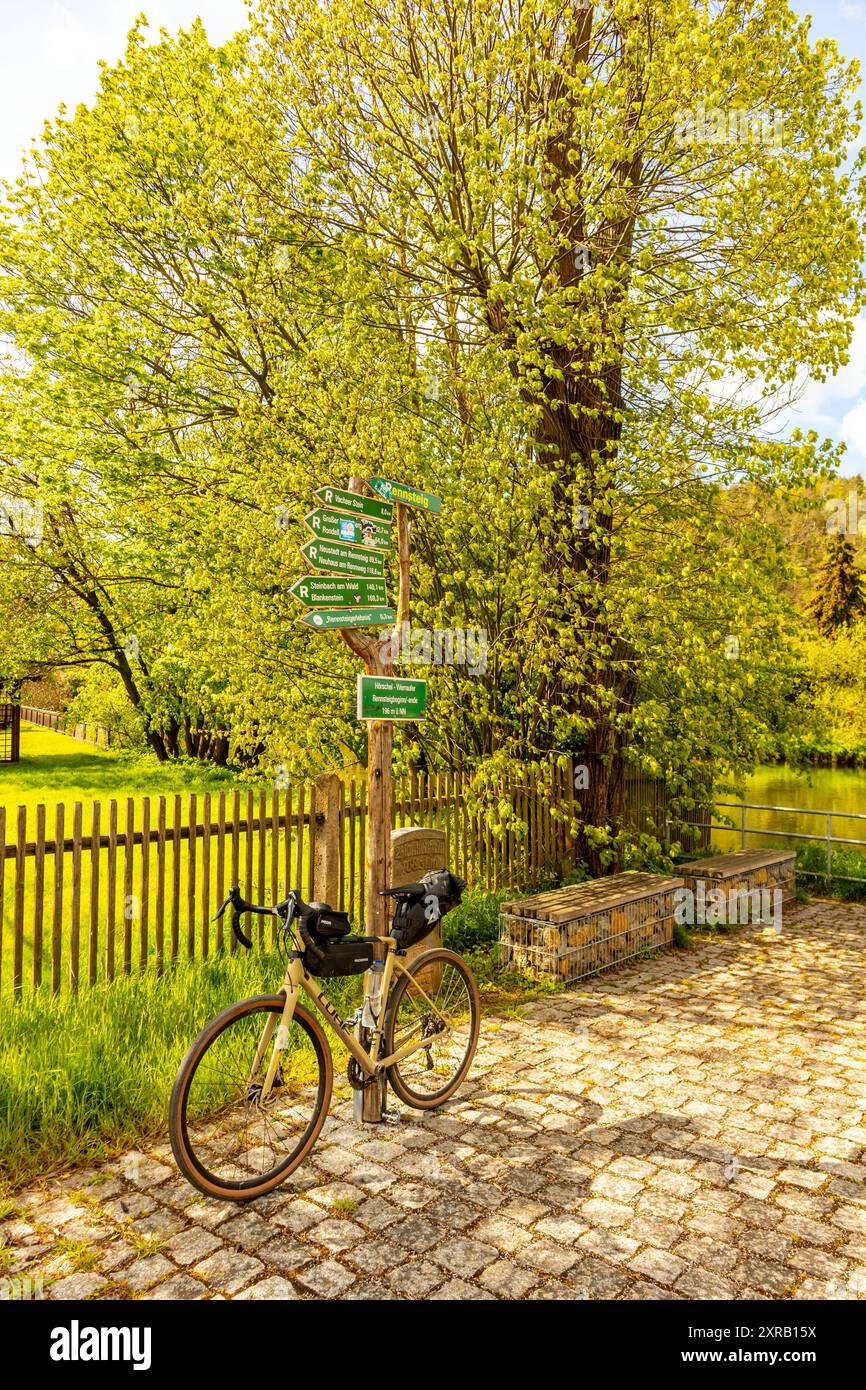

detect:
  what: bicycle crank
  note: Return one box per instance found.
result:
[347,1056,381,1091]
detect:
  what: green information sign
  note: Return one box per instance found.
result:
[356,674,427,722]
[299,606,395,631]
[314,486,394,524]
[289,575,389,608]
[366,477,441,514]
[303,508,392,551]
[300,538,386,579]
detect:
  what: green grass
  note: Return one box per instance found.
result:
[0,890,544,1191]
[0,723,236,823]
[796,841,866,900]
[0,948,364,1193]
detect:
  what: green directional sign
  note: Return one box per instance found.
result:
[289,575,389,609]
[300,538,386,579]
[314,485,394,524]
[303,508,392,551]
[356,674,427,722]
[299,606,395,631]
[366,477,441,514]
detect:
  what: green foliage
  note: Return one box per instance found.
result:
[796,841,866,901]
[441,889,508,955]
[0,2,862,857]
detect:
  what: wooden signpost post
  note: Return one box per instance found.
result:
[296,473,438,1122]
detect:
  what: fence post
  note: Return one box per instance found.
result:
[741,802,747,849]
[312,773,342,906]
[826,813,833,881]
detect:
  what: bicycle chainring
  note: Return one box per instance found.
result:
[347,1055,379,1091]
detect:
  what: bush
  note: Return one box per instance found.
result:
[441,888,507,955]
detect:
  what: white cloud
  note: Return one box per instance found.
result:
[840,2,865,20]
[842,397,866,456]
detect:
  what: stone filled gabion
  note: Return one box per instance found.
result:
[499,873,684,985]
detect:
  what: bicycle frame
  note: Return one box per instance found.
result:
[254,934,453,1102]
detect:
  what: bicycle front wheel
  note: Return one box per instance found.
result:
[382,948,480,1109]
[169,995,333,1201]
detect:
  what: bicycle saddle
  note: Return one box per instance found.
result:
[380,882,426,897]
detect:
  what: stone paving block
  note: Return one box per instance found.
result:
[48,1272,107,1300]
[295,1258,356,1299]
[236,1277,297,1300]
[122,1255,176,1292]
[385,1259,444,1297]
[479,1259,539,1298]
[389,1215,444,1254]
[430,1235,499,1277]
[344,1240,405,1277]
[218,1212,273,1251]
[140,1274,207,1300]
[194,1249,266,1294]
[429,1278,496,1300]
[628,1248,686,1287]
[164,1227,224,1266]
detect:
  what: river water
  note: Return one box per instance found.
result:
[712,764,866,854]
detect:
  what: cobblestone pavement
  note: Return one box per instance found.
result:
[3,901,866,1301]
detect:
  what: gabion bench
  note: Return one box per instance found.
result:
[677,848,796,922]
[499,871,685,985]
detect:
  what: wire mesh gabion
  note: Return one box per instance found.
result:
[498,875,684,985]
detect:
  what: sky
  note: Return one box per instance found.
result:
[0,0,864,474]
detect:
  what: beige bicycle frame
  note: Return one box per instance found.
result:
[255,935,455,1101]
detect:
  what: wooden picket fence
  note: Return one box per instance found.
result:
[22,705,110,749]
[0,758,670,998]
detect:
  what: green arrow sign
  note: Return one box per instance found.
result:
[300,538,386,579]
[299,606,395,631]
[303,508,392,551]
[356,674,427,722]
[289,576,389,608]
[366,477,441,514]
[314,486,394,523]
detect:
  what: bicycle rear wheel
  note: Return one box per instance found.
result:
[169,995,332,1201]
[382,948,480,1109]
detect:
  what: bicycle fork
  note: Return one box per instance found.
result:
[248,965,302,1105]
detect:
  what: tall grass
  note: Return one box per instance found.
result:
[0,890,522,1191]
[796,841,866,901]
[0,950,362,1192]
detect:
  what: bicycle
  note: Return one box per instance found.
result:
[168,872,480,1202]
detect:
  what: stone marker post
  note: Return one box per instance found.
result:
[390,825,447,992]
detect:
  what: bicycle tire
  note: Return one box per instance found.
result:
[382,948,480,1110]
[169,994,333,1201]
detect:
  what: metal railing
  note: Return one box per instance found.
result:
[671,800,866,885]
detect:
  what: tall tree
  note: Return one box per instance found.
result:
[253,0,864,865]
[808,534,866,636]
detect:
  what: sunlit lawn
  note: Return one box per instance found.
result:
[0,723,235,825]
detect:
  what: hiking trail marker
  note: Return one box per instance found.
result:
[366,477,442,514]
[289,575,388,609]
[299,606,395,631]
[300,537,386,579]
[314,485,394,523]
[356,674,427,722]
